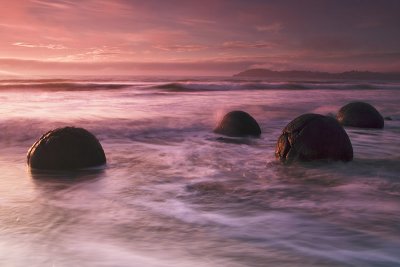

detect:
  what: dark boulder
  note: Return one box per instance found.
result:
[337,102,384,129]
[27,127,106,170]
[214,110,261,137]
[275,114,353,162]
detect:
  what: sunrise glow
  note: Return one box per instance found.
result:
[1,0,399,76]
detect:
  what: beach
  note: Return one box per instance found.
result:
[0,77,399,266]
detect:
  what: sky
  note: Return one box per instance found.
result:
[0,0,399,76]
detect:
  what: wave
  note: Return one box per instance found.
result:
[151,81,400,92]
[0,81,131,91]
[0,78,399,92]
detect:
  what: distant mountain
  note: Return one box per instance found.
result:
[233,69,400,80]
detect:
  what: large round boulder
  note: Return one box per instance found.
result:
[27,127,106,170]
[337,102,384,129]
[214,110,261,137]
[275,114,353,162]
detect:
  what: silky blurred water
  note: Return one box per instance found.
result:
[0,78,399,266]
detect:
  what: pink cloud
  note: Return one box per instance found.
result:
[0,1,398,74]
[255,23,283,32]
[13,42,67,49]
[30,0,72,10]
[221,41,274,49]
[178,18,216,26]
[48,46,126,61]
[153,44,208,52]
[0,57,257,76]
[1,48,400,77]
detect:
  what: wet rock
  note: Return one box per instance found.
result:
[337,102,384,129]
[384,116,393,121]
[214,110,261,137]
[27,127,106,170]
[275,114,353,162]
[326,112,336,118]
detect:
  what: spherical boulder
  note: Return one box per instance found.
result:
[337,102,384,129]
[275,114,353,162]
[27,127,106,170]
[214,110,261,137]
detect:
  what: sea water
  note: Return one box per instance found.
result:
[0,77,399,266]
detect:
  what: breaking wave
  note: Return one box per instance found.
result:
[0,78,399,92]
[151,81,400,92]
[0,80,131,91]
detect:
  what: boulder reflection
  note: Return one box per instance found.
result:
[30,167,106,192]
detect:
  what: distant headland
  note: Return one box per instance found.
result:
[233,69,400,80]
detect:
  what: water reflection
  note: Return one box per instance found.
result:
[30,168,106,192]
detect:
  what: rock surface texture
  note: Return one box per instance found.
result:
[214,111,261,137]
[276,114,353,162]
[27,127,106,170]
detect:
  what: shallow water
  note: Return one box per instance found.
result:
[0,78,399,266]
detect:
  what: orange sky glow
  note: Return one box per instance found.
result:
[0,0,399,76]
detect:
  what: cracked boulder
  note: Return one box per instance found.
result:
[275,114,353,162]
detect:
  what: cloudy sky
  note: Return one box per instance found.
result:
[0,0,399,76]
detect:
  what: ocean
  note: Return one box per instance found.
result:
[0,77,399,266]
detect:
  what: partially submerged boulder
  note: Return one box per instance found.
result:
[276,114,353,162]
[27,127,106,170]
[337,102,384,129]
[214,110,261,137]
